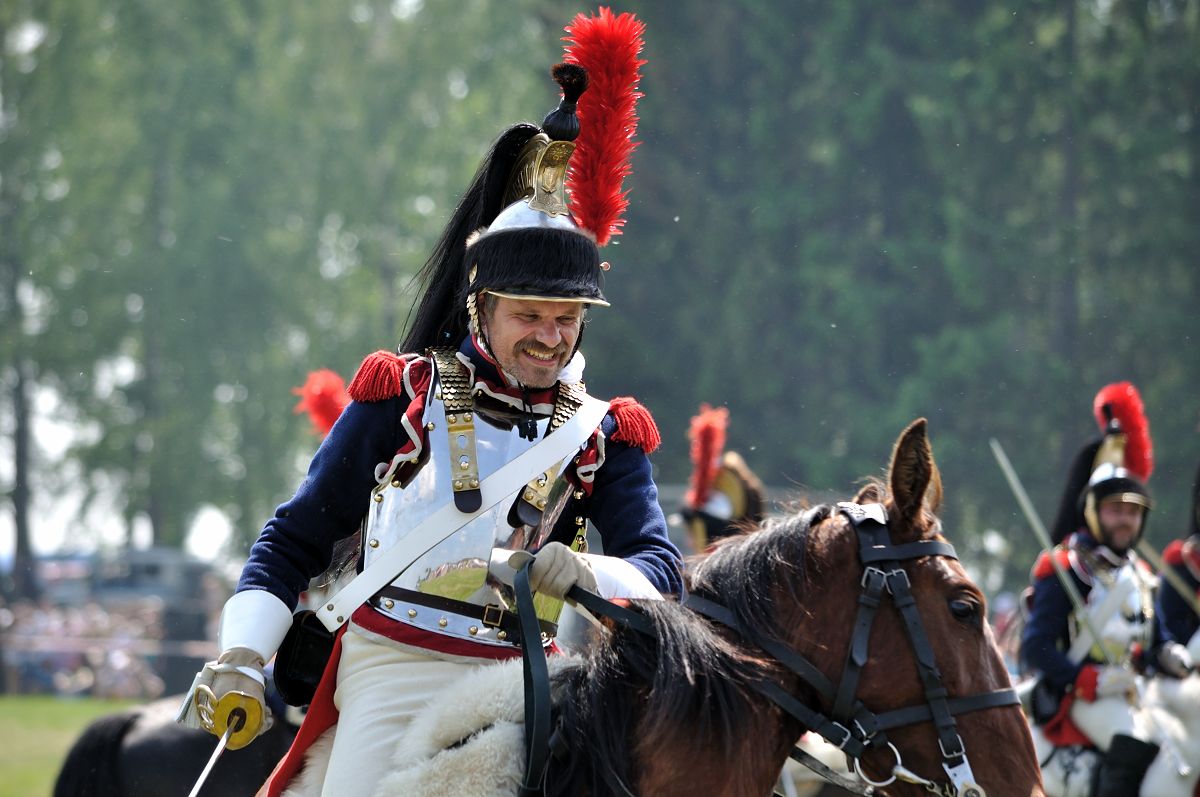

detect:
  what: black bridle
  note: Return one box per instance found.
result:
[683,502,1018,797]
[515,501,1019,797]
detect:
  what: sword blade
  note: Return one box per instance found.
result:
[989,438,1114,666]
[188,722,235,797]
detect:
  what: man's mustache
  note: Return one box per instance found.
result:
[517,339,567,358]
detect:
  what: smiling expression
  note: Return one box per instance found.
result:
[480,296,584,389]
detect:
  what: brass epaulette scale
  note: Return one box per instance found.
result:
[430,348,482,513]
[514,381,588,528]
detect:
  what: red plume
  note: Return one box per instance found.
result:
[293,369,350,438]
[686,404,729,509]
[1092,381,1153,481]
[562,7,645,247]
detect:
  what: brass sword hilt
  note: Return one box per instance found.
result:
[193,685,263,750]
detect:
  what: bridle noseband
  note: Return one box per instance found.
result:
[683,502,1018,797]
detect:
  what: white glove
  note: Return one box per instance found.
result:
[1158,642,1194,678]
[1094,666,1137,699]
[175,589,292,749]
[528,541,598,600]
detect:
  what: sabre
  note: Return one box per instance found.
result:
[184,686,263,796]
[990,438,1191,778]
[1134,537,1200,628]
[187,708,244,797]
[988,439,1110,663]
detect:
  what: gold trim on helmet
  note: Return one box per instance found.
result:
[482,289,608,307]
[503,133,576,218]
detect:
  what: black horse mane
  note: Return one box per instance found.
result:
[545,507,827,797]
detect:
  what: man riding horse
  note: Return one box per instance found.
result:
[1021,382,1193,797]
[178,11,682,795]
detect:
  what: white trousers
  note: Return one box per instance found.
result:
[1069,694,1146,751]
[320,629,478,797]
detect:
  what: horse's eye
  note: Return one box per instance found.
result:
[949,598,979,623]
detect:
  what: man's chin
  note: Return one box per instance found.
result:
[521,375,557,390]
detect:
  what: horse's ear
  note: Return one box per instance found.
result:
[926,459,944,515]
[888,418,934,530]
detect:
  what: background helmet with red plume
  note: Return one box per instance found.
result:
[1050,382,1154,546]
[400,8,645,356]
[681,403,766,551]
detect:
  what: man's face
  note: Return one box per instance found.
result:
[1097,499,1144,552]
[480,296,583,389]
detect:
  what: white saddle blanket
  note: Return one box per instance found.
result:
[285,654,581,797]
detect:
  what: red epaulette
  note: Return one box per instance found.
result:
[1177,537,1200,579]
[347,350,416,402]
[1032,548,1072,581]
[608,396,661,453]
[1163,539,1186,566]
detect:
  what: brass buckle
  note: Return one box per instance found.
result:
[481,604,506,629]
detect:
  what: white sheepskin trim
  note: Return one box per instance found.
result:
[373,656,581,797]
[280,726,337,797]
[217,589,294,662]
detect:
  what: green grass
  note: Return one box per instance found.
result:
[0,695,137,797]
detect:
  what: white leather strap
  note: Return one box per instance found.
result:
[1067,575,1135,663]
[315,394,610,632]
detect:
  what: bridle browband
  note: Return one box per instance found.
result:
[513,501,1018,797]
[683,502,1017,797]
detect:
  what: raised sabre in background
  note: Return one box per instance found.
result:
[989,438,1111,663]
[1134,537,1200,626]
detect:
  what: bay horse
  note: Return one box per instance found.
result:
[373,418,1044,797]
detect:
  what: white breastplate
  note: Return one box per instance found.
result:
[1073,558,1156,663]
[359,374,581,645]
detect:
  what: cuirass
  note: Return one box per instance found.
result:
[360,371,579,646]
[1071,556,1155,664]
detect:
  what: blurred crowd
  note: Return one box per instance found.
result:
[0,597,182,699]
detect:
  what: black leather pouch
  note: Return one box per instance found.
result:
[1031,678,1061,724]
[273,610,335,707]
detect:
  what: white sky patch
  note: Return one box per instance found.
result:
[0,392,233,570]
[185,505,234,562]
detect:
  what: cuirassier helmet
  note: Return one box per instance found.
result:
[401,9,644,354]
[1071,383,1155,547]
